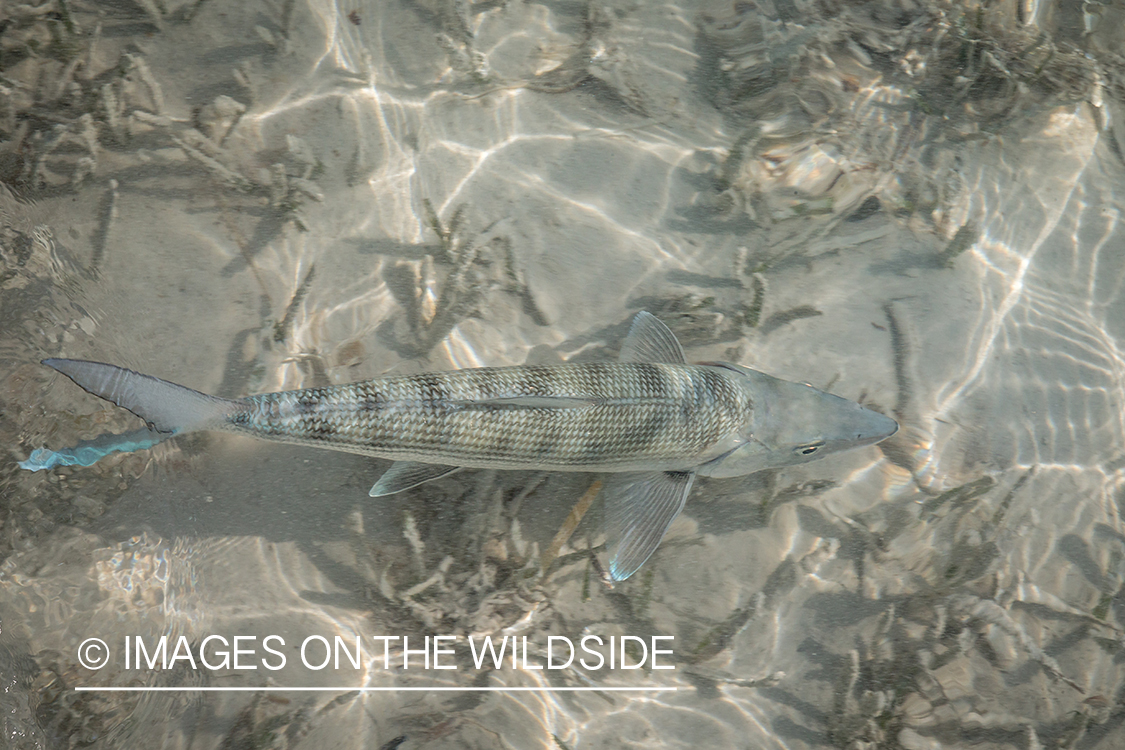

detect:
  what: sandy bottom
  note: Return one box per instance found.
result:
[2,1,1124,748]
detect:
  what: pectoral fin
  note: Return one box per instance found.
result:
[369,462,461,497]
[618,311,686,364]
[603,470,694,581]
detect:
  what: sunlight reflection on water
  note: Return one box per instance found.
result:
[1,1,1124,748]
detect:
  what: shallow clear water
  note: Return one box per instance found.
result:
[2,1,1125,748]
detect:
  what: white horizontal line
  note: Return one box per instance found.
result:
[75,686,674,692]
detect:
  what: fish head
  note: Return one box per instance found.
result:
[699,362,899,478]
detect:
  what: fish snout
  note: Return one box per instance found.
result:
[856,406,899,445]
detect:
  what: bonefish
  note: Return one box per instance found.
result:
[20,312,897,581]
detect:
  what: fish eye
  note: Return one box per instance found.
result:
[795,441,825,456]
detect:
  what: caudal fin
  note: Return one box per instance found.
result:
[19,359,238,472]
[42,358,236,434]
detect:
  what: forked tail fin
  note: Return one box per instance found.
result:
[19,359,238,472]
[42,359,236,432]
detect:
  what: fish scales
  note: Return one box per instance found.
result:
[229,362,747,471]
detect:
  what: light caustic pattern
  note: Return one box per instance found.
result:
[928,109,1125,477]
[233,0,724,381]
[4,1,1125,750]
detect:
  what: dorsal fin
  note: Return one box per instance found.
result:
[618,311,685,364]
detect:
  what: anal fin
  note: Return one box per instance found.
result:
[369,461,461,497]
[603,470,694,581]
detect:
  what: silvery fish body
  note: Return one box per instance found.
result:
[20,312,898,581]
[233,362,745,474]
